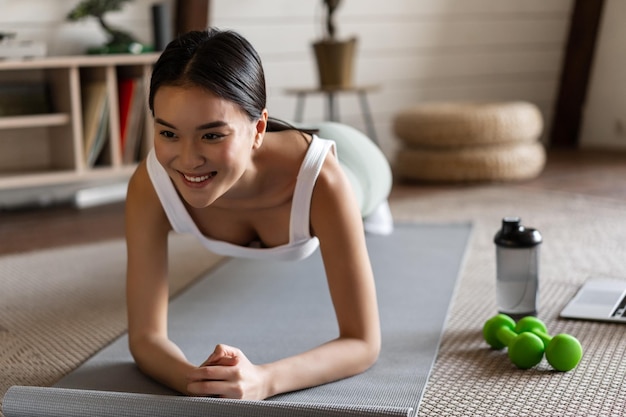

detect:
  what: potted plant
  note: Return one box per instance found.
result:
[67,0,150,54]
[312,0,357,88]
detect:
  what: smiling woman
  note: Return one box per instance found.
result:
[124,27,393,400]
[152,85,263,209]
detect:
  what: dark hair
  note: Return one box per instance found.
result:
[149,28,301,133]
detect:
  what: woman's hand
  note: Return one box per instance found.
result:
[186,344,269,400]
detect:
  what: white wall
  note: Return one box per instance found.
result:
[211,0,573,157]
[1,0,574,158]
[579,0,626,150]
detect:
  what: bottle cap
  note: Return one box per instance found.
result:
[494,217,542,248]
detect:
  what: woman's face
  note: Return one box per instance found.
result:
[152,85,266,208]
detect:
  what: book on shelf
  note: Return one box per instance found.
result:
[87,100,109,166]
[81,80,108,166]
[118,77,147,164]
[0,82,51,116]
[117,78,134,151]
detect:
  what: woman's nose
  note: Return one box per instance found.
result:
[180,139,205,168]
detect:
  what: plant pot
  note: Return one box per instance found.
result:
[312,37,357,88]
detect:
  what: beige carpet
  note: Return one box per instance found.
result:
[390,186,626,416]
[2,186,626,416]
[0,234,223,414]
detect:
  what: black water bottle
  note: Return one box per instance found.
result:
[494,217,542,319]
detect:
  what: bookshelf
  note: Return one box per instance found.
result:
[0,53,158,201]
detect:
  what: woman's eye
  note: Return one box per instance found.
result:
[159,130,176,139]
[202,133,224,141]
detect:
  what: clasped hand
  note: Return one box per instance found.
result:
[186,344,267,400]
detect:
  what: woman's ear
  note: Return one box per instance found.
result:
[253,109,269,149]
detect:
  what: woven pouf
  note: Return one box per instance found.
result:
[393,101,546,182]
[395,141,546,182]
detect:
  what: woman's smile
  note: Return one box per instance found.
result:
[180,171,217,186]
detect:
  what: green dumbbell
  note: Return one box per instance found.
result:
[483,314,545,369]
[515,316,583,372]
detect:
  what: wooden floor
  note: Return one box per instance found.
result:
[1,148,626,256]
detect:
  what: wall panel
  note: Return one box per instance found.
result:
[212,0,573,156]
[1,0,574,156]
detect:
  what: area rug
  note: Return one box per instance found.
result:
[0,234,223,415]
[2,185,626,416]
[2,224,471,417]
[390,186,626,416]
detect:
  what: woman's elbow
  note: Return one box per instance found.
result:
[128,335,146,365]
[355,336,381,373]
[366,338,381,367]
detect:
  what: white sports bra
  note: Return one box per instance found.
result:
[146,135,336,261]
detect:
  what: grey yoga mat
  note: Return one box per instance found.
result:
[3,223,471,417]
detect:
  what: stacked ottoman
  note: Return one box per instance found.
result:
[393,101,546,182]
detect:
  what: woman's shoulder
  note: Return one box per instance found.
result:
[126,160,172,233]
[127,160,151,195]
[127,161,164,214]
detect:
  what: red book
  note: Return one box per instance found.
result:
[117,78,135,150]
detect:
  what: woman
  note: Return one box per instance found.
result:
[125,28,393,400]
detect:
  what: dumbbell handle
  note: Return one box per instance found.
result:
[528,327,552,346]
[496,326,518,346]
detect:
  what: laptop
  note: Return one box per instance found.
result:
[560,278,626,323]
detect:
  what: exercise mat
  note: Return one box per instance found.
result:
[3,223,471,417]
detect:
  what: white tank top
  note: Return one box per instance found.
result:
[146,135,336,261]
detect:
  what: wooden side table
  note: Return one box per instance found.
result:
[284,85,380,145]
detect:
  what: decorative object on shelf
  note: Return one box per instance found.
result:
[0,32,14,42]
[67,0,152,54]
[312,0,357,88]
[0,32,47,60]
[151,2,173,51]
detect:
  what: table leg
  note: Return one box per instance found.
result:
[294,92,305,123]
[358,91,379,146]
[327,92,339,122]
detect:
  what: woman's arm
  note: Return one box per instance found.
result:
[264,150,381,395]
[187,152,381,399]
[125,162,197,394]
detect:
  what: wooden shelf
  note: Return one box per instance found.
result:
[0,54,157,197]
[0,53,160,71]
[0,166,137,190]
[0,113,70,130]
